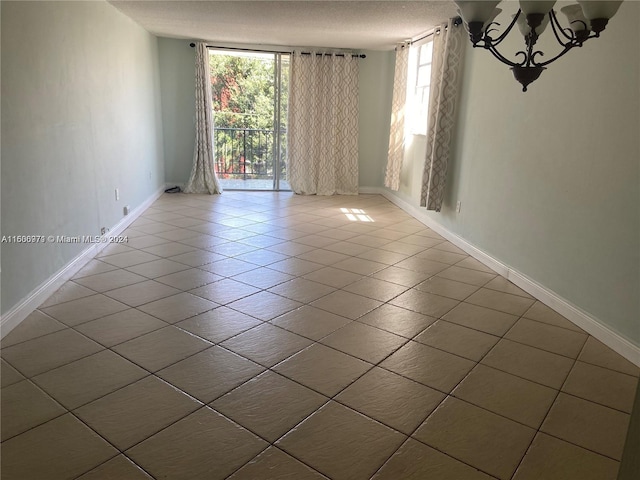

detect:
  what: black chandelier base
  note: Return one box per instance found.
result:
[511,66,546,92]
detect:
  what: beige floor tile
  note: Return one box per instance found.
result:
[414,321,499,361]
[222,323,312,367]
[481,339,574,389]
[140,242,197,258]
[578,337,640,376]
[322,240,371,256]
[483,276,533,298]
[357,304,436,338]
[1,359,25,387]
[176,307,261,343]
[436,266,496,286]
[512,433,620,480]
[199,257,257,277]
[343,277,409,302]
[72,259,119,279]
[269,257,325,276]
[227,291,303,321]
[505,318,588,358]
[104,280,182,307]
[39,281,96,308]
[398,234,444,246]
[274,343,371,396]
[381,341,475,393]
[122,235,171,249]
[125,258,192,278]
[442,302,519,336]
[452,364,557,428]
[394,257,450,276]
[432,242,467,255]
[155,268,221,290]
[228,447,326,480]
[414,276,479,301]
[372,438,495,480]
[371,265,433,287]
[415,249,468,265]
[297,248,350,266]
[271,305,351,340]
[562,361,638,413]
[1,380,66,441]
[541,392,630,460]
[212,371,326,441]
[75,309,167,347]
[157,346,264,403]
[336,368,445,434]
[96,243,137,257]
[42,294,129,326]
[76,455,153,479]
[75,376,201,450]
[414,397,536,480]
[1,329,104,377]
[190,278,259,305]
[268,277,336,303]
[302,266,364,288]
[356,248,408,265]
[1,310,67,348]
[112,326,212,372]
[0,414,118,480]
[454,257,495,273]
[127,407,267,480]
[154,228,201,241]
[32,350,147,410]
[311,290,382,320]
[74,269,148,293]
[100,250,161,268]
[331,257,387,276]
[522,301,585,332]
[231,266,295,289]
[168,250,226,267]
[379,241,428,256]
[234,249,289,267]
[267,240,316,256]
[215,241,259,257]
[277,401,406,480]
[390,289,459,318]
[137,292,217,323]
[321,322,407,364]
[464,288,535,316]
[238,234,286,248]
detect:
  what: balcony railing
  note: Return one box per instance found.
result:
[214,127,286,181]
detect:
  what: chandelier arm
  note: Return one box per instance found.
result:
[486,44,522,68]
[549,10,575,43]
[535,44,575,67]
[488,11,522,47]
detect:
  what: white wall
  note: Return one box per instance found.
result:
[383,1,640,348]
[1,1,165,315]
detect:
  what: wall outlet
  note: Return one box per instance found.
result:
[115,188,120,201]
[124,205,130,216]
[100,227,107,235]
[456,201,461,213]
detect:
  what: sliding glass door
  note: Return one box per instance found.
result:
[208,49,290,191]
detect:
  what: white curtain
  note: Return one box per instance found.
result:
[288,52,359,195]
[384,42,410,191]
[184,42,222,195]
[420,19,465,211]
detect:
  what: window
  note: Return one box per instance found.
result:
[406,39,433,136]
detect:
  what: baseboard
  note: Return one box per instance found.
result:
[0,185,166,339]
[366,186,640,367]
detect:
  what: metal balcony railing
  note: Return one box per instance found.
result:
[214,127,286,181]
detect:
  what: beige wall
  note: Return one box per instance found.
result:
[384,1,640,346]
[1,1,165,314]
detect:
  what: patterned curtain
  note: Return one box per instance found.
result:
[420,19,465,211]
[184,42,222,195]
[384,42,410,191]
[288,52,359,195]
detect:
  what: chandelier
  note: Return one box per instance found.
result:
[454,0,623,91]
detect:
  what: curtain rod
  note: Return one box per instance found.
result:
[189,43,365,58]
[406,16,463,46]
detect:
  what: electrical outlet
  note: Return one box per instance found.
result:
[115,188,120,201]
[456,201,461,213]
[100,227,107,235]
[124,205,130,216]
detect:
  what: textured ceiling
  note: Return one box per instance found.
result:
[108,1,458,51]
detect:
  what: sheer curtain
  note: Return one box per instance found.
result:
[287,52,359,195]
[420,19,465,211]
[184,42,222,195]
[384,42,410,191]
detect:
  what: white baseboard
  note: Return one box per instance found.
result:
[0,185,165,339]
[363,186,640,367]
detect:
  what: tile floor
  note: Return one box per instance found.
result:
[1,192,638,480]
